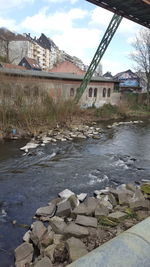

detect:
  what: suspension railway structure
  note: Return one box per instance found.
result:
[76,0,150,102]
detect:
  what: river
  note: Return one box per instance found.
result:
[0,121,150,266]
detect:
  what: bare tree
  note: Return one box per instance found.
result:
[130,29,150,104]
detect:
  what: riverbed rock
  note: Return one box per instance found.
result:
[85,197,98,215]
[54,242,68,263]
[23,230,31,243]
[108,193,117,207]
[72,203,87,216]
[129,199,150,210]
[108,211,127,222]
[53,234,64,245]
[109,188,133,205]
[49,217,67,234]
[75,215,97,228]
[44,244,56,262]
[68,195,79,209]
[15,242,33,266]
[77,193,87,202]
[58,189,75,199]
[126,183,137,192]
[95,203,109,217]
[34,256,53,267]
[36,204,56,217]
[30,221,47,246]
[66,237,88,262]
[40,230,54,248]
[64,222,89,237]
[56,200,72,217]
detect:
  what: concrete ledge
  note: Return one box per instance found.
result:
[68,217,150,267]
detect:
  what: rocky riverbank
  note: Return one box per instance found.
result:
[14,182,150,267]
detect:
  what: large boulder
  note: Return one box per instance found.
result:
[72,203,87,216]
[56,200,72,217]
[64,222,89,238]
[44,244,56,263]
[95,203,109,217]
[15,242,33,266]
[108,211,127,222]
[36,204,56,217]
[66,237,88,262]
[58,189,75,199]
[75,215,97,228]
[49,216,67,234]
[30,221,47,246]
[84,197,98,215]
[34,256,52,267]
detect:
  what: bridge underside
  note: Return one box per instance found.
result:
[86,0,150,28]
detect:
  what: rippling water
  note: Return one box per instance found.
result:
[0,121,150,266]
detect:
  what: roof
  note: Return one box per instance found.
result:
[0,63,26,70]
[22,57,41,69]
[86,0,150,28]
[114,69,138,79]
[49,61,86,75]
[0,68,119,83]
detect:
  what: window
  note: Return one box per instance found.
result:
[70,88,74,97]
[89,87,93,97]
[94,88,97,98]
[107,88,111,97]
[103,88,106,97]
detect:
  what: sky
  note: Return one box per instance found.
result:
[0,0,145,75]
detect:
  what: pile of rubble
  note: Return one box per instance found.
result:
[15,182,150,267]
[20,125,102,152]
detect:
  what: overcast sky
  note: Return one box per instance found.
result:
[0,0,144,75]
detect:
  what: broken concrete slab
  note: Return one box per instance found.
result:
[49,217,67,234]
[64,222,89,238]
[56,200,72,217]
[108,211,127,222]
[68,195,80,209]
[85,197,98,215]
[58,189,75,199]
[129,199,150,210]
[66,237,88,262]
[95,203,109,217]
[44,244,56,262]
[15,242,33,266]
[36,204,56,217]
[30,221,47,245]
[72,203,87,216]
[77,193,87,202]
[34,256,52,267]
[75,215,97,228]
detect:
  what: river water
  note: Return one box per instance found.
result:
[0,121,150,266]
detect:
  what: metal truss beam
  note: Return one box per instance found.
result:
[75,13,123,103]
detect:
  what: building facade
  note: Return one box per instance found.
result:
[114,69,141,93]
[0,68,120,108]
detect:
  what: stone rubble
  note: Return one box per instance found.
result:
[20,124,103,152]
[14,182,150,266]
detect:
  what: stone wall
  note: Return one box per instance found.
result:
[0,72,121,107]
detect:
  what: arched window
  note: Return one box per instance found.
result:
[103,88,106,98]
[94,88,97,98]
[70,88,74,97]
[89,87,93,97]
[107,88,111,97]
